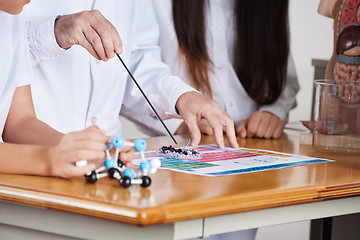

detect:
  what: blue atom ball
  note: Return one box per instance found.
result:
[123,168,135,179]
[134,139,147,152]
[112,136,125,149]
[140,160,151,172]
[104,158,115,169]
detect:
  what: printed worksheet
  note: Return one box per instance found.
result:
[133,144,332,177]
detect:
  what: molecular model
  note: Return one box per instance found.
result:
[76,137,161,188]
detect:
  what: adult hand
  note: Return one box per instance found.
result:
[175,119,214,136]
[175,92,239,149]
[49,125,107,178]
[54,10,122,61]
[236,111,285,139]
[197,119,214,135]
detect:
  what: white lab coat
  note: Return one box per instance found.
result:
[121,0,300,136]
[0,11,31,141]
[26,0,195,136]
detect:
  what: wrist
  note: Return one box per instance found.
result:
[175,91,199,114]
[54,15,71,50]
[44,147,54,176]
[32,145,53,176]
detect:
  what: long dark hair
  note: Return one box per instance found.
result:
[172,0,289,104]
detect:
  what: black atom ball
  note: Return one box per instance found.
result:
[85,171,98,183]
[120,176,131,188]
[141,176,152,188]
[108,168,121,179]
[117,160,124,168]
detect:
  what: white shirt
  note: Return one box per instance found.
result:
[26,0,195,136]
[0,12,31,141]
[122,0,300,136]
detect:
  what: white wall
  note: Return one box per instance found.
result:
[288,0,333,122]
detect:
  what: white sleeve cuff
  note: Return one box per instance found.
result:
[162,78,200,119]
[27,16,66,66]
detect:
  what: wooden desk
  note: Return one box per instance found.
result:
[1,130,359,240]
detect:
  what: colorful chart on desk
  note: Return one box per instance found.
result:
[133,144,332,177]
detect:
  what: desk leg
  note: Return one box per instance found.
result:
[311,214,360,240]
[310,218,332,240]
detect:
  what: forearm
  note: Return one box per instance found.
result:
[0,142,51,176]
[1,126,108,178]
[3,85,64,146]
[3,116,63,146]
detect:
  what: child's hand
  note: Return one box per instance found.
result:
[110,136,135,167]
[49,125,107,178]
[175,91,238,149]
[108,139,135,168]
[117,145,134,168]
[236,111,285,139]
[197,119,214,135]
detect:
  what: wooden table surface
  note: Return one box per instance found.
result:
[0,130,359,226]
